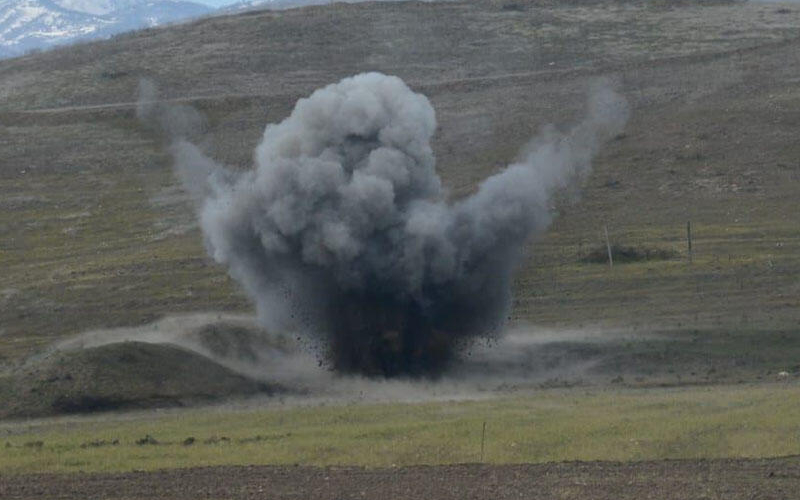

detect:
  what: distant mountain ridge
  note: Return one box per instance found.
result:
[220,0,390,14]
[54,0,146,16]
[0,0,212,59]
[0,0,389,59]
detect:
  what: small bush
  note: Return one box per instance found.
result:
[80,439,119,449]
[582,244,679,264]
[135,435,159,446]
[203,436,230,445]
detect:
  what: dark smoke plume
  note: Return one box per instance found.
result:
[141,73,628,377]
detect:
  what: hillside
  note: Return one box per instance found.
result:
[2,0,800,376]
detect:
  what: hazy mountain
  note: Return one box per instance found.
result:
[53,0,144,16]
[0,0,211,58]
[220,0,367,13]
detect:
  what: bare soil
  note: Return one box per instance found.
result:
[0,341,280,419]
[3,458,800,499]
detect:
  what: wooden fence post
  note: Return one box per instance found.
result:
[480,421,487,462]
[604,225,613,268]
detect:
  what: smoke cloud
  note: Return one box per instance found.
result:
[142,72,628,377]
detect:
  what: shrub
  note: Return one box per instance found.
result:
[581,244,679,264]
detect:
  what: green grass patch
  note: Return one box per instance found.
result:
[1,383,799,474]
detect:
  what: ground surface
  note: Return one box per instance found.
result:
[3,458,800,500]
[1,0,800,415]
[3,0,800,370]
[2,384,798,474]
[2,0,800,495]
[0,341,278,419]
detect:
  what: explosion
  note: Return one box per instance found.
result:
[142,72,628,377]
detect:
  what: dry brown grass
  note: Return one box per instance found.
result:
[1,0,800,372]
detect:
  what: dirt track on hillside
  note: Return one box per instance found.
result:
[3,457,800,499]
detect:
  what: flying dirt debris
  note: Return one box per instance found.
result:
[139,73,628,377]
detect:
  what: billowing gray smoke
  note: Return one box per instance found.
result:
[144,72,628,377]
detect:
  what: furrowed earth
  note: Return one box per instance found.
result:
[2,0,800,497]
[3,459,800,500]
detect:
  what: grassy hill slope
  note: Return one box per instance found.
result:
[2,0,800,372]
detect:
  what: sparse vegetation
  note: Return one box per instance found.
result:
[1,383,799,474]
[135,435,159,446]
[2,2,800,495]
[2,0,800,367]
[581,244,680,264]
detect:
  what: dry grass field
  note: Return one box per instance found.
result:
[3,0,800,366]
[3,0,800,497]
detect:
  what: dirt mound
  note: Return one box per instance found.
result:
[0,342,279,419]
[181,321,298,365]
